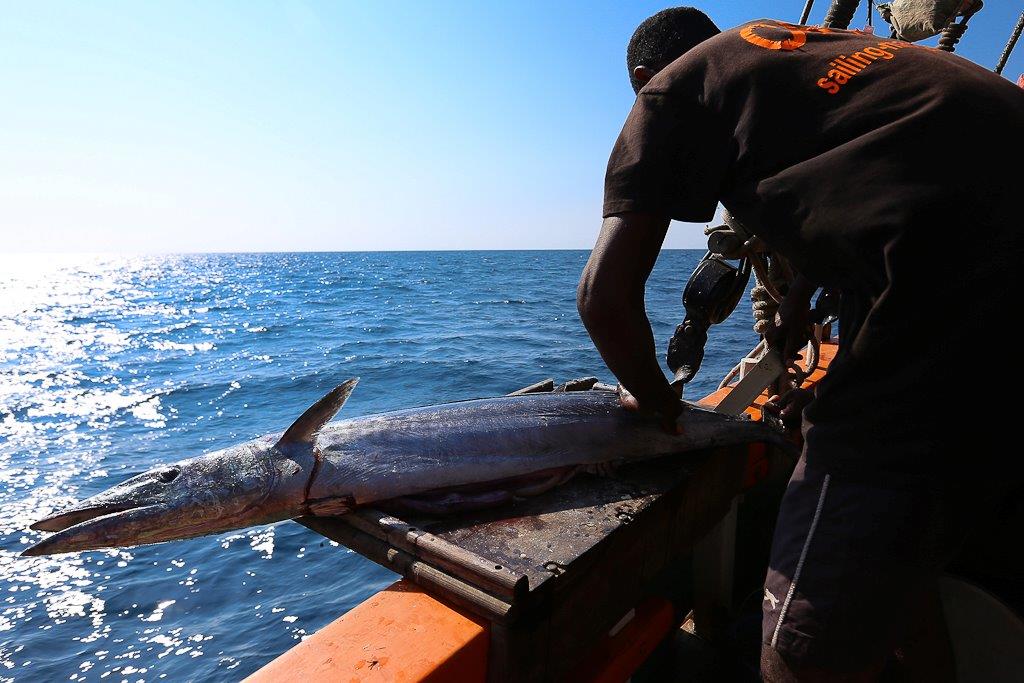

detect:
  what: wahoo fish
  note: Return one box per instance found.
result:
[24,379,780,556]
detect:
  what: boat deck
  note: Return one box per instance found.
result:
[248,341,838,682]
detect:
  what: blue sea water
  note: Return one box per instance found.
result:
[0,251,759,681]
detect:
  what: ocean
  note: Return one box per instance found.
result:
[0,251,759,681]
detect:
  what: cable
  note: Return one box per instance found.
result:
[995,11,1024,75]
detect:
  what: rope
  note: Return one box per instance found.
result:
[938,1,982,53]
[718,340,764,390]
[823,0,860,29]
[713,208,814,393]
[995,11,1024,75]
[717,363,740,391]
[716,333,818,392]
[751,254,790,335]
[937,21,968,52]
[796,335,821,385]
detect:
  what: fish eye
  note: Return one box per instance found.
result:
[156,467,180,483]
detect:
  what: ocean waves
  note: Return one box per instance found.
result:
[0,250,756,681]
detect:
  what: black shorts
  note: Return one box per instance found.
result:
[761,457,977,672]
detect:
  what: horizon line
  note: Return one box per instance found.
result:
[2,247,708,256]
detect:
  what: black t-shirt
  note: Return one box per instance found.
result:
[604,20,1024,484]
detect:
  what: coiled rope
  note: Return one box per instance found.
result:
[938,1,982,53]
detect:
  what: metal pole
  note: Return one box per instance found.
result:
[799,0,815,25]
[995,11,1024,75]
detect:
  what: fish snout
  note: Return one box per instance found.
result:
[29,465,187,533]
[23,441,299,557]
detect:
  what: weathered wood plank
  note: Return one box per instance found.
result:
[553,376,599,392]
[298,516,516,624]
[342,509,529,600]
[506,379,555,396]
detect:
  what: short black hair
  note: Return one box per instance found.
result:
[627,7,720,92]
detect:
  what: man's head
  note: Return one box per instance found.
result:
[627,7,720,93]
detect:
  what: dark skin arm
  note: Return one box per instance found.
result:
[764,272,817,363]
[762,271,818,429]
[577,212,682,432]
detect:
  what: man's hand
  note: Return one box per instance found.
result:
[618,384,684,435]
[763,387,813,430]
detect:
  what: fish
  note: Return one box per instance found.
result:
[23,379,783,556]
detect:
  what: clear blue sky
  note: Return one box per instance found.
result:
[2,1,1021,252]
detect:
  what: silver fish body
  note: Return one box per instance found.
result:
[24,380,779,556]
[311,391,768,505]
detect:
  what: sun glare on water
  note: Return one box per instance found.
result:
[0,254,261,679]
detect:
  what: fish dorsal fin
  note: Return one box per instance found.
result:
[277,378,359,446]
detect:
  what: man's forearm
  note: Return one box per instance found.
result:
[576,213,677,414]
[787,273,818,306]
[766,270,820,361]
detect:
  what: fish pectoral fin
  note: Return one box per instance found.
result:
[511,467,579,497]
[278,378,359,446]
